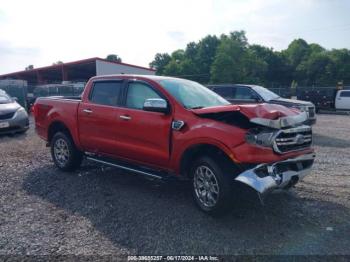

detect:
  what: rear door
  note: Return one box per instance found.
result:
[78,80,124,154]
[211,86,261,104]
[335,90,350,110]
[211,86,235,102]
[115,80,172,168]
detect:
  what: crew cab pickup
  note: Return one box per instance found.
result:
[33,75,315,215]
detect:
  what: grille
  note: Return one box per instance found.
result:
[274,126,312,153]
[0,126,18,133]
[308,107,315,118]
[0,112,15,120]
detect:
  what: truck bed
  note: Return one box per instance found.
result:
[34,96,81,142]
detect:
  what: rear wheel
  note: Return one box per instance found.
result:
[50,132,83,171]
[191,156,233,216]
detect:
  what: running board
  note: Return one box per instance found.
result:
[86,156,164,180]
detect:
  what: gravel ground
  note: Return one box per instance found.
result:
[0,115,349,257]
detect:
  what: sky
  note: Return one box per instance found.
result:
[0,0,350,74]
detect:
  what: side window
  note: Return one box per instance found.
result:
[126,82,161,110]
[213,87,234,99]
[340,91,350,97]
[90,81,122,106]
[234,87,256,99]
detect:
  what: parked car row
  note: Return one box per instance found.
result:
[0,79,28,110]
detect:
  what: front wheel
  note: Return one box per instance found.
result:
[191,156,233,216]
[50,132,83,171]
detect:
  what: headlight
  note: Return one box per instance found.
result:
[15,107,28,118]
[293,105,308,112]
[245,128,276,147]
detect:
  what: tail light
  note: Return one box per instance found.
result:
[32,103,38,118]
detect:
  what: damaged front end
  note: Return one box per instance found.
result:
[236,110,314,194]
[191,104,315,195]
[235,153,315,195]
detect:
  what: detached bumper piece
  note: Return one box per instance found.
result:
[235,153,315,195]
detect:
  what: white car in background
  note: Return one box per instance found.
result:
[335,90,350,110]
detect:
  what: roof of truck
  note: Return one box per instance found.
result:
[207,84,260,88]
[90,74,189,82]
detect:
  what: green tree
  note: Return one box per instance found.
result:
[242,49,268,84]
[194,35,220,83]
[162,50,199,78]
[149,32,350,87]
[149,35,219,82]
[106,54,122,63]
[210,37,244,83]
[149,53,171,75]
[329,49,350,84]
[299,52,335,86]
[283,39,310,68]
[249,45,292,86]
[210,31,266,84]
[52,61,63,65]
[25,65,34,70]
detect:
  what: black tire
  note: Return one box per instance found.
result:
[50,132,83,171]
[190,156,233,216]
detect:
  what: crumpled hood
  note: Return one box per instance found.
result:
[0,102,20,115]
[191,103,308,129]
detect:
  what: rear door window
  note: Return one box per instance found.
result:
[212,87,235,99]
[90,81,123,106]
[234,86,256,99]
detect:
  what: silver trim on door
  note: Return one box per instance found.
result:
[83,109,93,114]
[119,115,131,120]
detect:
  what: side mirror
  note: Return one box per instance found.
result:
[12,97,18,102]
[143,98,169,113]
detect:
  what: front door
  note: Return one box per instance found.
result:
[115,81,172,168]
[78,80,124,155]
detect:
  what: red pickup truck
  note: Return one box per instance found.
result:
[33,75,315,215]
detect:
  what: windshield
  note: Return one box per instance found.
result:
[158,78,230,109]
[251,85,280,101]
[0,93,12,104]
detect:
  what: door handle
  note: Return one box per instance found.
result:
[119,115,131,120]
[83,109,93,114]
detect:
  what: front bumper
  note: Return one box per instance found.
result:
[235,153,315,195]
[0,112,29,135]
[304,118,316,125]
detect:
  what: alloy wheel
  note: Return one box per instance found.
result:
[193,165,220,207]
[53,138,70,167]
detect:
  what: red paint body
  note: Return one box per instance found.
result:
[34,75,314,176]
